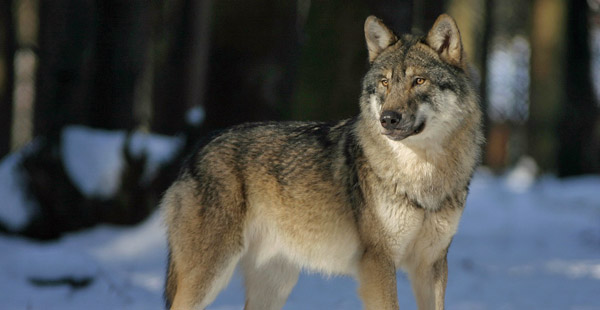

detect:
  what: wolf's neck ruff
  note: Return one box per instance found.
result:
[355,106,480,212]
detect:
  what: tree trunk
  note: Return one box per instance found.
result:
[0,0,15,158]
[366,0,413,34]
[558,0,599,176]
[203,0,297,128]
[413,0,444,33]
[479,0,497,169]
[151,0,212,135]
[528,0,566,172]
[480,0,492,133]
[34,0,96,140]
[90,0,150,130]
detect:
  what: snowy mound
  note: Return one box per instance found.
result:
[0,144,40,231]
[61,125,184,199]
[0,126,184,232]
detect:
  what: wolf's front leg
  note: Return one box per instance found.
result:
[409,254,448,310]
[357,248,398,310]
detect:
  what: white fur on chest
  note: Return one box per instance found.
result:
[370,141,466,266]
[374,197,464,269]
[384,141,450,210]
[374,196,425,265]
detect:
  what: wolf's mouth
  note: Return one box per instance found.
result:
[413,121,426,135]
[382,121,426,141]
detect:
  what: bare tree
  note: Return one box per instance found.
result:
[151,0,212,135]
[89,0,150,130]
[0,0,15,158]
[366,0,413,34]
[529,0,566,172]
[203,0,298,129]
[34,0,96,140]
[412,0,444,33]
[558,0,599,176]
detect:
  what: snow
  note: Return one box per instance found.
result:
[62,125,184,199]
[504,156,538,193]
[0,211,167,310]
[487,35,530,122]
[0,128,599,309]
[186,105,206,127]
[62,126,128,199]
[0,126,183,231]
[0,142,39,231]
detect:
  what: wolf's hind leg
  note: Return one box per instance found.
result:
[164,178,247,310]
[169,250,242,310]
[242,254,299,310]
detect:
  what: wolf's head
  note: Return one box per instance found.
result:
[360,14,481,151]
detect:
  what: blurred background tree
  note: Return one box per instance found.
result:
[0,0,15,158]
[529,0,566,174]
[0,0,599,238]
[559,0,599,176]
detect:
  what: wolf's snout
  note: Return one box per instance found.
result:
[380,110,402,130]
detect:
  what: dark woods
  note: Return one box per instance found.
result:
[0,0,598,239]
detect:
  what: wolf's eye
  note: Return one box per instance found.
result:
[381,79,389,88]
[414,77,426,86]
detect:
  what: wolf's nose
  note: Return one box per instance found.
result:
[380,110,402,130]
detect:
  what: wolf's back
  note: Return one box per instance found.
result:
[180,119,361,190]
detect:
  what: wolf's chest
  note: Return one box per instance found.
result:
[373,192,464,268]
[372,192,425,259]
[373,144,453,211]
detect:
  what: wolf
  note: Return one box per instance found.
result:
[162,14,483,310]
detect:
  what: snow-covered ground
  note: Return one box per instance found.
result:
[0,127,599,310]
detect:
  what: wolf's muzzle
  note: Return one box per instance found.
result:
[380,110,402,131]
[380,110,425,141]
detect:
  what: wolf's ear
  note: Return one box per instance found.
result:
[364,16,398,63]
[426,14,463,67]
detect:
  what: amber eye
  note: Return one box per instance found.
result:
[381,79,389,87]
[414,77,426,86]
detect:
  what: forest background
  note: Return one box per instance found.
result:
[0,0,598,238]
